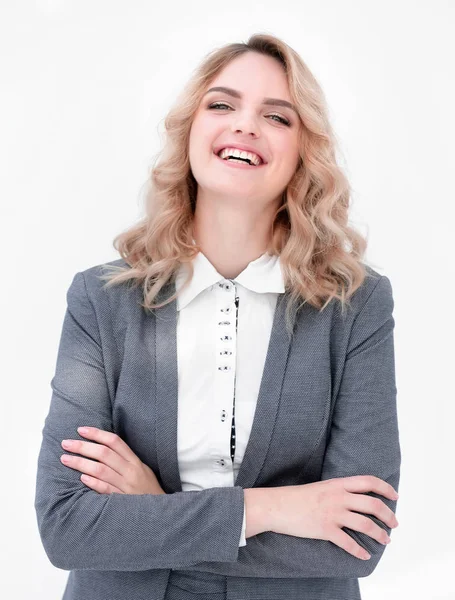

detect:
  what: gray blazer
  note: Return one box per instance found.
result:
[34,258,401,600]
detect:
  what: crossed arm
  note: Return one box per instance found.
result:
[35,271,400,577]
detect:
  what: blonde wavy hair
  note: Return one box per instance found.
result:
[98,32,372,339]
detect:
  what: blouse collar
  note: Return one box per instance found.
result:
[175,239,285,311]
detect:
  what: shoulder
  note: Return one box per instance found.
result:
[337,265,395,350]
[81,258,130,283]
[350,264,394,315]
[62,259,142,353]
[65,258,135,311]
[77,258,131,294]
[329,264,394,339]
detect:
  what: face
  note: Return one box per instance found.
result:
[188,52,301,210]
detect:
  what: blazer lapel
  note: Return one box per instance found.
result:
[154,281,293,493]
[234,292,293,489]
[154,281,183,494]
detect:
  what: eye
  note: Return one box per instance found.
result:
[268,113,291,126]
[208,102,231,111]
[207,102,291,126]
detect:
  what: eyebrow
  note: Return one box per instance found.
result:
[203,86,298,115]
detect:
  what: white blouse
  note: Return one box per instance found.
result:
[174,243,285,546]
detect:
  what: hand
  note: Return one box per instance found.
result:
[60,426,166,495]
[268,476,399,560]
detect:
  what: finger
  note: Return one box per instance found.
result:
[62,438,128,477]
[341,511,392,546]
[80,474,123,495]
[60,454,125,491]
[76,427,140,464]
[328,528,371,561]
[346,492,399,530]
[343,475,399,502]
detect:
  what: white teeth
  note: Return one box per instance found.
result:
[217,147,262,165]
[226,158,249,164]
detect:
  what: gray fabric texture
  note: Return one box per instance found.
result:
[35,258,401,600]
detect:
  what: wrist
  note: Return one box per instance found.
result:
[244,487,276,538]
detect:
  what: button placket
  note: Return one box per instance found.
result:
[211,279,238,477]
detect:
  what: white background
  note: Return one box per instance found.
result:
[1,0,454,598]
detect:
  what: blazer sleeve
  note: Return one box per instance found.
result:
[34,271,246,571]
[176,275,401,578]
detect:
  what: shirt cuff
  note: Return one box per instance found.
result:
[238,502,247,546]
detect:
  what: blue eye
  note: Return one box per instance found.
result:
[207,102,291,126]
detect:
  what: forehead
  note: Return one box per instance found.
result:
[206,52,291,100]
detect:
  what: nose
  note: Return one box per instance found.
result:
[230,111,260,137]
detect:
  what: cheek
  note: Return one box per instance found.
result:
[188,121,201,155]
[189,122,216,161]
[267,153,299,188]
[278,141,300,176]
[188,128,217,182]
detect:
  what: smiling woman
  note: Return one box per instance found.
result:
[35,32,400,600]
[92,33,371,325]
[186,51,303,267]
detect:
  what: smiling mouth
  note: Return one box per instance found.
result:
[213,151,266,169]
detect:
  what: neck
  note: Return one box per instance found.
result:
[192,191,278,279]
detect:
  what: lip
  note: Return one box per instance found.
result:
[213,143,267,165]
[213,151,266,170]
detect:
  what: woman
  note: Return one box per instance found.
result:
[35,33,400,600]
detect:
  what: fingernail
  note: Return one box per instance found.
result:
[78,427,89,434]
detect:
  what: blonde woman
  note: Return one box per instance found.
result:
[35,33,401,600]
